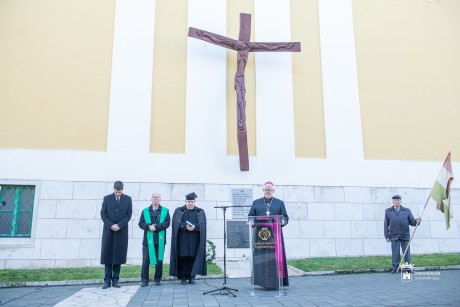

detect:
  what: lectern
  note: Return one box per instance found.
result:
[248,215,287,297]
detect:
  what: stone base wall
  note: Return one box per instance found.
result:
[0,181,459,269]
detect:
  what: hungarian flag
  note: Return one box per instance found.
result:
[429,152,454,230]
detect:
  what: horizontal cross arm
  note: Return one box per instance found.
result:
[188,27,239,51]
[248,42,301,52]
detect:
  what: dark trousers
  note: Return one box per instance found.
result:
[178,256,195,280]
[391,239,411,267]
[141,245,163,283]
[104,264,121,284]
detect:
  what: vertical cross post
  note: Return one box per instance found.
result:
[188,13,300,171]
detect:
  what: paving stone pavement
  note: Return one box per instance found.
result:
[1,270,459,306]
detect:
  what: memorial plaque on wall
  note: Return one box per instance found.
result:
[231,188,252,219]
[227,220,250,248]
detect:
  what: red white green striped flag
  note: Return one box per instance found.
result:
[429,152,454,230]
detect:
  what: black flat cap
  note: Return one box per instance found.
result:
[114,181,124,190]
[392,194,401,200]
[186,192,197,200]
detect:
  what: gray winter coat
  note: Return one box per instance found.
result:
[384,206,418,240]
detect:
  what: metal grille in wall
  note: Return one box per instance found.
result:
[0,185,35,237]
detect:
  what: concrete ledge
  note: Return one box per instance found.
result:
[0,274,225,288]
[296,265,460,276]
[2,266,460,288]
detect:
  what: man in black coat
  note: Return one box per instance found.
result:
[100,181,133,289]
[248,181,289,288]
[384,194,421,273]
[169,192,207,285]
[138,193,171,287]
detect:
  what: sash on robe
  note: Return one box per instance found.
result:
[256,216,286,278]
[143,206,168,265]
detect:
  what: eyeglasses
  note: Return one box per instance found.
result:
[263,189,274,192]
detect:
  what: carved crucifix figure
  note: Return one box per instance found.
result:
[188,13,300,171]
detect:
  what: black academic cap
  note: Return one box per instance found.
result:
[186,192,198,200]
[114,181,124,190]
[392,194,401,200]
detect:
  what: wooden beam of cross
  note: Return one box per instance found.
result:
[188,13,301,171]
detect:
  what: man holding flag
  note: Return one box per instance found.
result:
[387,152,454,274]
[384,195,421,273]
[138,193,171,287]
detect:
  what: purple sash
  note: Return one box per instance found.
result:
[256,216,286,278]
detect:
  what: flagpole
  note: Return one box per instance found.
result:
[397,152,454,272]
[396,195,429,273]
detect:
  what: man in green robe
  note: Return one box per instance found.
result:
[138,193,171,287]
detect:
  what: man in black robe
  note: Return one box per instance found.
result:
[248,181,289,289]
[100,181,133,289]
[169,192,207,284]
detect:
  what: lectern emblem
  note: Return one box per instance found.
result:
[258,228,271,241]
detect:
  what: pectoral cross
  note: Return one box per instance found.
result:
[188,13,301,171]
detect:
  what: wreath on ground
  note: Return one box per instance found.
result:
[206,240,216,263]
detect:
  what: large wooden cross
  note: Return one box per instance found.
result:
[188,13,300,171]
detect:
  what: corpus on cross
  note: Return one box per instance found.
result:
[188,13,301,171]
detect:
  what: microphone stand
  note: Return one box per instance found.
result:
[203,205,249,297]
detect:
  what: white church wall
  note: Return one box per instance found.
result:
[106,0,155,154]
[318,0,364,163]
[1,1,459,188]
[255,0,296,162]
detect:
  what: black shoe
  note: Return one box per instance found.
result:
[180,279,187,285]
[113,281,121,288]
[141,282,148,287]
[102,282,110,289]
[391,269,397,274]
[189,279,195,284]
[154,281,161,286]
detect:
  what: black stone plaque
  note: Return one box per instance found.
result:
[226,220,249,248]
